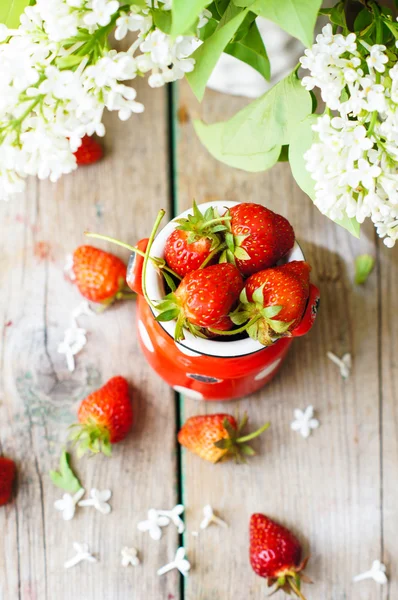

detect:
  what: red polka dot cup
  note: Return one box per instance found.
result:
[128,202,320,401]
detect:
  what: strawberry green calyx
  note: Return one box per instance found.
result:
[69,420,112,458]
[229,286,293,346]
[50,450,82,493]
[269,558,311,599]
[155,293,207,341]
[175,200,230,251]
[213,414,270,463]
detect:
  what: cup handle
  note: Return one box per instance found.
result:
[126,238,149,296]
[291,284,320,337]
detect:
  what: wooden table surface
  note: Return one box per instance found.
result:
[1,76,397,600]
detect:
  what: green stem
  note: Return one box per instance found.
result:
[289,579,307,600]
[199,243,226,269]
[141,210,166,310]
[116,292,137,300]
[237,422,270,443]
[202,215,231,227]
[85,231,181,280]
[208,315,261,336]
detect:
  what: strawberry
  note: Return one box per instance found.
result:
[74,135,103,165]
[230,261,311,346]
[0,457,16,506]
[156,263,244,340]
[164,202,229,278]
[250,513,311,599]
[73,245,134,306]
[70,376,133,456]
[223,203,295,277]
[178,413,270,463]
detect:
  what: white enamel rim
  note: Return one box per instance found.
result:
[145,201,305,359]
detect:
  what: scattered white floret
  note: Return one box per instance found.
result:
[327,352,352,379]
[291,406,320,439]
[121,546,140,567]
[78,488,112,515]
[72,300,95,321]
[57,325,87,372]
[64,542,97,569]
[200,505,228,530]
[157,547,191,577]
[137,509,170,541]
[157,504,185,533]
[353,560,388,585]
[64,254,76,281]
[54,488,85,521]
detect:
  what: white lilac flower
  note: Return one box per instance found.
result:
[64,542,97,569]
[54,488,85,521]
[78,488,112,514]
[327,352,352,380]
[137,509,170,540]
[300,25,398,247]
[200,504,228,530]
[0,0,202,200]
[353,560,388,585]
[121,547,140,567]
[57,326,87,372]
[157,547,191,577]
[291,406,320,439]
[83,0,120,28]
[157,504,185,533]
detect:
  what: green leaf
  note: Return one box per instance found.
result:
[335,215,361,238]
[240,444,256,456]
[355,254,375,285]
[320,3,346,28]
[232,0,255,6]
[0,0,29,27]
[194,119,281,172]
[187,7,249,101]
[288,114,318,199]
[225,20,270,81]
[152,8,172,33]
[171,0,211,36]
[354,8,372,33]
[230,310,251,325]
[49,451,82,494]
[250,0,322,47]
[278,145,289,162]
[221,70,312,157]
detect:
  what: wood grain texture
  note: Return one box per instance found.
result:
[380,242,398,600]
[0,81,181,600]
[175,80,383,600]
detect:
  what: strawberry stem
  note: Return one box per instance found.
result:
[289,579,307,600]
[85,231,182,281]
[142,209,167,310]
[208,315,261,336]
[199,243,226,269]
[237,422,270,443]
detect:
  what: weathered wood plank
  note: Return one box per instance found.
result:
[175,81,382,599]
[380,242,398,600]
[0,81,180,600]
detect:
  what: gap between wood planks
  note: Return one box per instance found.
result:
[167,82,186,600]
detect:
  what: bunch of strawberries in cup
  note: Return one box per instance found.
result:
[152,201,311,346]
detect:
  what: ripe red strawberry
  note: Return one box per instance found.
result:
[70,376,133,456]
[250,514,311,599]
[74,135,103,165]
[224,203,295,277]
[164,202,228,278]
[231,261,311,346]
[73,245,132,305]
[156,263,243,340]
[0,457,16,506]
[178,413,270,463]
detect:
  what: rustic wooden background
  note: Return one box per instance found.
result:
[0,74,396,600]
